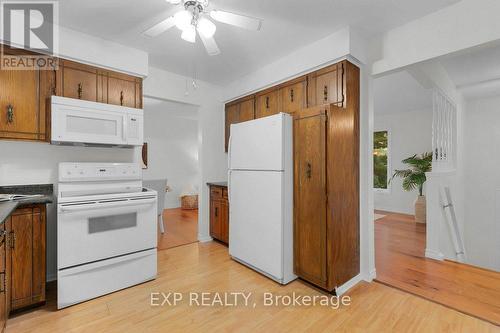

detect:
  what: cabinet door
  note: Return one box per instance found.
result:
[31,207,45,303]
[225,104,239,152]
[221,198,229,244]
[308,63,343,107]
[59,60,99,102]
[210,199,222,241]
[0,62,40,140]
[107,75,140,108]
[280,78,306,115]
[10,209,33,310]
[255,90,279,119]
[238,98,255,122]
[294,110,328,287]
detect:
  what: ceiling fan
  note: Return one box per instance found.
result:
[143,0,263,56]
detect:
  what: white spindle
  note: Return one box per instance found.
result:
[432,89,456,170]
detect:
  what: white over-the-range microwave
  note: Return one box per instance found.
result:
[51,96,144,147]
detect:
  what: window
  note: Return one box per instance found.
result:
[374,130,390,191]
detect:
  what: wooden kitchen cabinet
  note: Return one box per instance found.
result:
[209,185,229,245]
[224,96,255,152]
[294,61,359,292]
[280,77,307,115]
[255,88,279,119]
[8,205,46,311]
[105,72,143,109]
[57,59,102,103]
[307,62,344,107]
[0,46,54,141]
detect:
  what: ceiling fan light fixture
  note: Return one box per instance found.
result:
[174,10,192,31]
[197,17,216,38]
[181,24,196,43]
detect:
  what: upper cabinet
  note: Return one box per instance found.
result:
[57,60,101,102]
[224,96,255,152]
[280,77,307,115]
[308,62,344,107]
[255,89,279,119]
[57,59,143,109]
[0,47,54,141]
[106,72,142,109]
[0,45,144,143]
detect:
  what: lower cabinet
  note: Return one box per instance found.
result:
[5,205,46,312]
[0,222,7,333]
[209,185,229,244]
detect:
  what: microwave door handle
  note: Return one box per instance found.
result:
[60,198,156,212]
[122,115,128,142]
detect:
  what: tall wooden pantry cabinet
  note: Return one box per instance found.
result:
[293,61,360,292]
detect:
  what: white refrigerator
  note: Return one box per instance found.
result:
[228,113,296,285]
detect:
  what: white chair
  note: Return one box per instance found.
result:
[143,179,167,234]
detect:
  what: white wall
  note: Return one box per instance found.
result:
[372,0,500,75]
[374,109,433,214]
[462,95,500,271]
[142,98,199,209]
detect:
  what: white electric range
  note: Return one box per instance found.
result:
[57,163,157,309]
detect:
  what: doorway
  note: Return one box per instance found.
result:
[142,97,200,250]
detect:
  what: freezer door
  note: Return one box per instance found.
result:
[229,170,283,280]
[229,113,291,171]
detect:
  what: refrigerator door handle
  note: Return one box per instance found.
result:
[227,170,232,204]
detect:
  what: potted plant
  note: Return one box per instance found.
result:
[391,152,433,223]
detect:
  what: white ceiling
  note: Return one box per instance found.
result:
[59,0,460,85]
[440,42,500,100]
[374,70,432,115]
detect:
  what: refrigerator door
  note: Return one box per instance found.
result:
[229,170,283,280]
[229,113,291,171]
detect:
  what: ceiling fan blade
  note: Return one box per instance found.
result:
[142,16,175,37]
[198,33,221,56]
[209,10,262,31]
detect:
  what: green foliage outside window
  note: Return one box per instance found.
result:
[374,131,388,189]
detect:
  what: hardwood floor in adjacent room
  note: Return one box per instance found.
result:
[375,210,500,326]
[157,208,198,250]
[7,242,498,333]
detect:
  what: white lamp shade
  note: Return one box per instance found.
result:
[174,10,192,31]
[197,17,216,38]
[181,25,196,43]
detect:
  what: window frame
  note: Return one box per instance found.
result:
[373,128,392,194]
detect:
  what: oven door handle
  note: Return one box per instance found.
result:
[59,197,156,213]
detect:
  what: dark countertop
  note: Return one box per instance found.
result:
[0,184,54,225]
[207,181,228,187]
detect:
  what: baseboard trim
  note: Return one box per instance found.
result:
[198,234,213,243]
[336,274,362,296]
[425,248,444,261]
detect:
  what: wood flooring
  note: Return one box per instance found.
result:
[7,242,499,333]
[157,208,198,250]
[375,210,500,326]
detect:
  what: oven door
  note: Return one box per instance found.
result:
[57,195,157,269]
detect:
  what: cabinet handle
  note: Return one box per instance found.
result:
[290,89,294,102]
[77,83,83,99]
[306,162,312,179]
[0,272,4,293]
[120,91,124,106]
[265,96,270,109]
[323,85,328,102]
[215,207,218,217]
[10,231,15,249]
[6,104,14,123]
